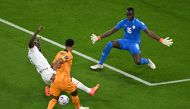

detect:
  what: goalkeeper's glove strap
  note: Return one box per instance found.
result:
[97,36,102,41]
[159,38,164,43]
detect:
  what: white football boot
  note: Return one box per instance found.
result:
[90,64,103,70]
[148,59,156,69]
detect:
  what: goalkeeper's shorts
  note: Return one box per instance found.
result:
[117,39,141,55]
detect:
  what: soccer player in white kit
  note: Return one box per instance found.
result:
[28,26,99,96]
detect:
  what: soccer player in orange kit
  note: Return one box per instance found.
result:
[47,39,90,109]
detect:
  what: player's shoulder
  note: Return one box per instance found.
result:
[134,18,146,25]
[119,18,128,23]
[134,18,142,23]
[58,49,70,55]
[58,50,67,55]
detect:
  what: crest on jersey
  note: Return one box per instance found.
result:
[132,25,136,29]
[64,56,69,60]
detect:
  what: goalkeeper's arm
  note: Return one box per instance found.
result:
[99,27,118,39]
[90,27,118,44]
[144,29,173,47]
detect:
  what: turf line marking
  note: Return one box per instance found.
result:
[0,18,152,86]
[151,79,190,86]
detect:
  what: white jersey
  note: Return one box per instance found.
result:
[28,46,55,85]
[28,46,50,73]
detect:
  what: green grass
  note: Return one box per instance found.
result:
[0,0,190,109]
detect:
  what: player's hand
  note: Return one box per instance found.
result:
[90,34,101,44]
[160,37,173,47]
[37,26,44,32]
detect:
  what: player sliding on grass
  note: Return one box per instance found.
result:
[28,26,99,97]
[90,7,173,70]
[48,39,89,109]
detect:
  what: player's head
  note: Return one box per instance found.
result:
[126,7,135,21]
[65,38,74,50]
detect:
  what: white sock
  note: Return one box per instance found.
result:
[72,77,91,94]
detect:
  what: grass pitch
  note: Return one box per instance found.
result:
[0,0,190,109]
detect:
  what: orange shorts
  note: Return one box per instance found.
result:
[50,80,77,97]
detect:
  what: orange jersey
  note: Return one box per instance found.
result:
[50,50,76,97]
[53,50,73,81]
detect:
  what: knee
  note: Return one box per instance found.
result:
[134,60,141,65]
[106,41,113,48]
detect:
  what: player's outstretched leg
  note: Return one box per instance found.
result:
[89,84,100,96]
[147,58,156,69]
[90,41,113,70]
[133,54,156,69]
[72,78,100,96]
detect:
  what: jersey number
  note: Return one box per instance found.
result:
[127,28,132,34]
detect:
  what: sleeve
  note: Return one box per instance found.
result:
[115,20,124,30]
[139,20,147,31]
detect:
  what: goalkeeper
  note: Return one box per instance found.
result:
[90,7,173,70]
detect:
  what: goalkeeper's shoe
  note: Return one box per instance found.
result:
[148,59,156,69]
[90,64,103,70]
[45,86,51,97]
[80,106,89,109]
[89,84,100,96]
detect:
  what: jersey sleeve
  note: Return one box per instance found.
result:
[139,21,147,31]
[115,20,124,30]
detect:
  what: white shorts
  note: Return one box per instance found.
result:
[40,68,55,85]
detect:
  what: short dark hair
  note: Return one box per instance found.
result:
[127,7,134,12]
[65,38,74,47]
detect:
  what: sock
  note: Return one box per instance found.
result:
[72,78,91,94]
[140,58,149,64]
[72,96,80,109]
[99,41,113,65]
[47,98,57,109]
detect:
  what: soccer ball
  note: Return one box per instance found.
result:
[58,95,69,105]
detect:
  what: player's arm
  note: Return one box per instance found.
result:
[52,55,72,71]
[52,58,63,71]
[144,29,173,47]
[90,27,118,44]
[28,26,43,48]
[47,96,58,109]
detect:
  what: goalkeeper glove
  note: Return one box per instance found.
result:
[90,34,102,44]
[160,37,173,47]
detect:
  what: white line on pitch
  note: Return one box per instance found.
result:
[0,18,152,86]
[151,78,190,86]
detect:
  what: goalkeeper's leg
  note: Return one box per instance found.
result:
[133,54,156,69]
[90,41,120,70]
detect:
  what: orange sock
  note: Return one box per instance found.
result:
[47,98,57,109]
[72,96,80,109]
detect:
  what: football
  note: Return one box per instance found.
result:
[58,95,69,105]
